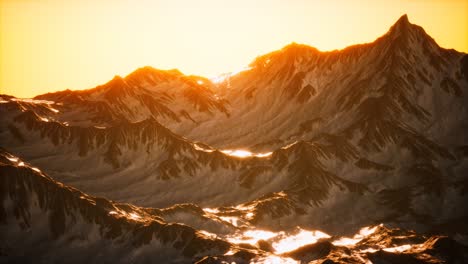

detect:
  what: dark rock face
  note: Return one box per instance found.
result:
[461,54,468,83]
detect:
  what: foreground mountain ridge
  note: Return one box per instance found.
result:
[2,150,467,263]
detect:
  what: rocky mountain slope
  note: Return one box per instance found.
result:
[188,15,468,150]
[2,150,466,263]
[34,67,229,127]
[1,15,468,263]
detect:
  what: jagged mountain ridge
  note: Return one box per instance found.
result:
[1,14,468,263]
[2,151,467,263]
[0,98,372,232]
[186,15,467,150]
[34,67,229,127]
[22,16,468,153]
[1,15,467,234]
[0,150,234,263]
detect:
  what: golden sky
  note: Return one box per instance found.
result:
[1,0,467,98]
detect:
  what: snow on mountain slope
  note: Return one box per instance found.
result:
[2,150,467,264]
[0,100,369,228]
[169,15,468,234]
[1,95,467,235]
[33,67,229,127]
[185,15,468,150]
[0,150,234,263]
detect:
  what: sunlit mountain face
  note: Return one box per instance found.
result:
[1,15,468,263]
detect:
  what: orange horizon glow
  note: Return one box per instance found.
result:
[1,0,467,98]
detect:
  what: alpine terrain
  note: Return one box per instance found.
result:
[1,15,467,263]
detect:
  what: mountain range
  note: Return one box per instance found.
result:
[1,15,467,263]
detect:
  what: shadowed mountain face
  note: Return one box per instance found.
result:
[1,15,468,263]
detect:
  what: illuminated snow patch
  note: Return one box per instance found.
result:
[250,256,297,264]
[6,157,19,163]
[203,208,220,214]
[210,66,252,83]
[359,248,378,253]
[277,191,287,197]
[235,204,254,210]
[359,225,379,236]
[224,250,235,256]
[332,225,378,246]
[245,212,254,219]
[227,230,277,245]
[272,229,331,254]
[221,149,272,158]
[203,208,219,214]
[282,141,299,150]
[49,107,59,113]
[128,213,141,220]
[198,230,217,239]
[255,152,273,157]
[219,216,240,227]
[332,237,359,246]
[226,228,331,254]
[108,210,142,221]
[12,98,55,104]
[194,144,215,153]
[221,149,252,157]
[6,156,30,168]
[383,244,412,252]
[195,145,272,158]
[11,98,60,113]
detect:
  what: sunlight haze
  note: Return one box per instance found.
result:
[1,0,467,98]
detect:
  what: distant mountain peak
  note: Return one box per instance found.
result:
[122,66,187,86]
[387,14,415,36]
[281,42,319,54]
[377,14,441,52]
[396,14,409,25]
[107,75,126,85]
[111,75,124,81]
